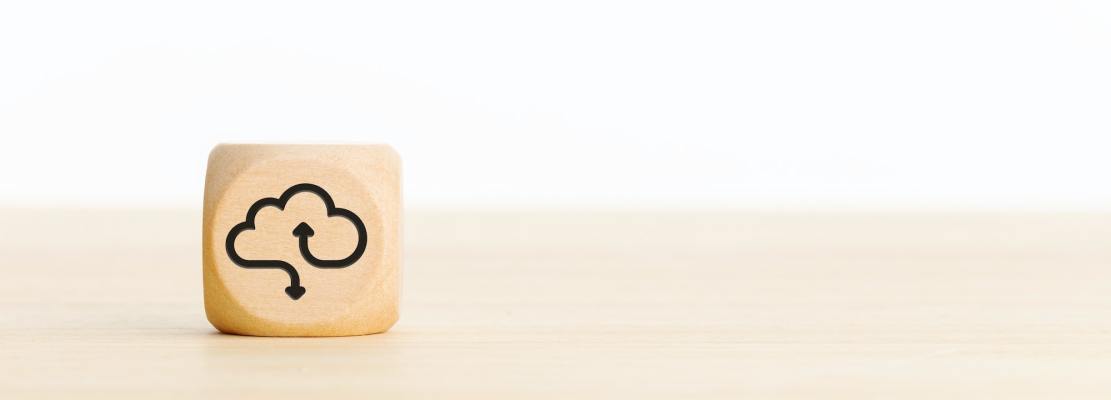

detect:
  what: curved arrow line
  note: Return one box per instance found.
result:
[293,211,367,268]
[224,183,361,300]
[225,226,303,300]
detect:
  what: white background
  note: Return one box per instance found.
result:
[1,1,1109,209]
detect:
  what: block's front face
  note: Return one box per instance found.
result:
[203,144,401,336]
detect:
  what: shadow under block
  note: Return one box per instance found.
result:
[203,144,401,336]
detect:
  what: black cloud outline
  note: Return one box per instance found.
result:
[225,183,368,300]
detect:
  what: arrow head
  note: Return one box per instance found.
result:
[285,285,306,300]
[292,222,315,237]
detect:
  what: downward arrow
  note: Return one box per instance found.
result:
[285,285,306,300]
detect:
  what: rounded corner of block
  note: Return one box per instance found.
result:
[377,314,401,334]
[203,306,233,334]
[206,143,240,167]
[375,144,402,164]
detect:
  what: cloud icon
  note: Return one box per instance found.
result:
[225,183,367,300]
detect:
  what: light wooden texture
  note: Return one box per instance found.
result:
[203,144,401,336]
[3,209,1111,398]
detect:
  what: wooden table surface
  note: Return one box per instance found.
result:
[3,209,1111,398]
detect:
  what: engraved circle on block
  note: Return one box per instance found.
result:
[212,158,384,325]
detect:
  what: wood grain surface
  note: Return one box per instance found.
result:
[2,209,1111,398]
[203,144,402,336]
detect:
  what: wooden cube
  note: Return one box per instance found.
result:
[202,144,401,336]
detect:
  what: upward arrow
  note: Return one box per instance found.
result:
[292,222,315,237]
[293,220,367,269]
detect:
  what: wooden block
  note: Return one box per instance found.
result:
[202,144,401,336]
